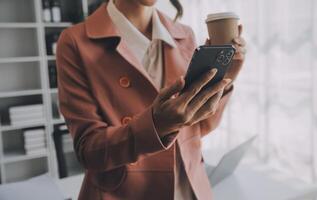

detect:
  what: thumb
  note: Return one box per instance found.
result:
[205,36,212,45]
[158,76,185,102]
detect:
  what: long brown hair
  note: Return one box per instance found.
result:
[170,0,183,20]
[92,0,183,20]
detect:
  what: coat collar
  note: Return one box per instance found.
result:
[85,3,187,41]
[85,3,189,93]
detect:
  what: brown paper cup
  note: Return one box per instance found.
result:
[206,12,239,45]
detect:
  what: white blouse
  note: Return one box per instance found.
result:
[107,0,176,90]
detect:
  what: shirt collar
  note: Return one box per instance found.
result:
[152,9,177,48]
[107,0,177,49]
[107,0,149,62]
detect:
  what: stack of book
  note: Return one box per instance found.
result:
[9,104,44,126]
[23,129,47,155]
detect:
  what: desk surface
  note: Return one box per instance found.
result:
[203,149,317,200]
[209,164,317,200]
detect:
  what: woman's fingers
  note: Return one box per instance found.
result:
[185,89,224,126]
[232,44,246,61]
[205,38,211,45]
[233,37,246,47]
[238,24,243,36]
[180,68,217,105]
[158,77,185,103]
[205,89,223,114]
[186,78,231,115]
[234,45,247,54]
[233,52,245,61]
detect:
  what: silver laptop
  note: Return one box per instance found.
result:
[206,135,257,186]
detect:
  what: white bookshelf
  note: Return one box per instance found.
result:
[0,0,90,184]
[0,23,38,28]
[0,56,41,64]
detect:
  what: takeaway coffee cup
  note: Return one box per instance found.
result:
[205,12,240,45]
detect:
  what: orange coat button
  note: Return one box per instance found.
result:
[119,76,131,88]
[129,161,137,166]
[122,116,132,125]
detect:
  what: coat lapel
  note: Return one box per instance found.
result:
[157,11,190,88]
[116,38,158,92]
[85,3,191,93]
[86,3,158,91]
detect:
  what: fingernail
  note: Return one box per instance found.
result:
[224,78,232,85]
[211,68,217,73]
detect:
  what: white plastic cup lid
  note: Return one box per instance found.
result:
[205,12,239,23]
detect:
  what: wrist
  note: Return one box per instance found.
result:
[152,107,180,138]
[152,107,168,137]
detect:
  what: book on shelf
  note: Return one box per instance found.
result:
[24,136,46,145]
[25,142,46,151]
[24,129,45,137]
[9,104,45,125]
[9,104,44,115]
[23,128,46,154]
[10,112,45,121]
[25,147,47,156]
[11,118,45,126]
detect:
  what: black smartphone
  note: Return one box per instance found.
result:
[182,44,236,92]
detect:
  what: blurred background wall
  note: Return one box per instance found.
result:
[157,0,317,184]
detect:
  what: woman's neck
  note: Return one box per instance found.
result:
[114,0,153,39]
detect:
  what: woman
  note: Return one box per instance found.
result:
[56,0,246,199]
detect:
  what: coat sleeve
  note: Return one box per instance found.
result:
[56,29,172,172]
[185,26,234,137]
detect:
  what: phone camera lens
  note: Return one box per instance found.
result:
[226,51,233,57]
[223,58,231,65]
[217,55,225,62]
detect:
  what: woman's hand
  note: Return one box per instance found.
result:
[205,24,247,91]
[225,24,247,90]
[152,69,231,137]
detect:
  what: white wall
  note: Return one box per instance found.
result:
[157,0,317,184]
